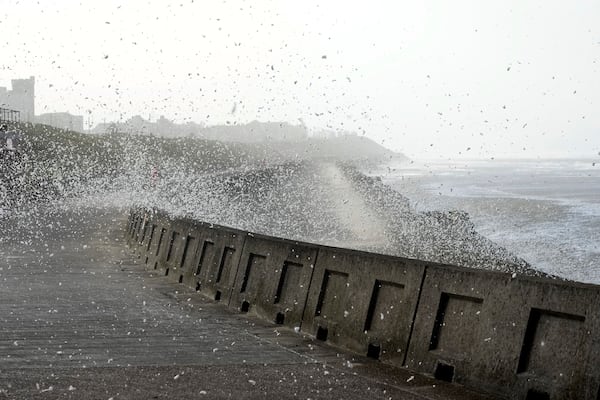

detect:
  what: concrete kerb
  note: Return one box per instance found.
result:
[229,234,319,328]
[302,247,426,364]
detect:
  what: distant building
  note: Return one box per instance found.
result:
[89,122,113,135]
[201,120,307,142]
[37,112,84,132]
[89,116,307,142]
[91,115,206,136]
[0,76,35,123]
[123,115,150,134]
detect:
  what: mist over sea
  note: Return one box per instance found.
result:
[373,158,600,284]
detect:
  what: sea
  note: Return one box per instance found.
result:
[370,158,600,284]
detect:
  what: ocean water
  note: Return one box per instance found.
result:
[374,159,600,284]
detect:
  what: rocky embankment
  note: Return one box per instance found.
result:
[339,163,537,275]
[158,160,536,276]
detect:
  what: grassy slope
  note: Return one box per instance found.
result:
[1,123,398,207]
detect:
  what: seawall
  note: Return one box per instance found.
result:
[127,207,600,400]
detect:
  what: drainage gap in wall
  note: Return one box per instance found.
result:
[156,228,166,256]
[180,235,194,270]
[146,225,156,251]
[525,389,550,400]
[316,326,328,341]
[154,262,158,270]
[196,240,214,276]
[216,247,235,283]
[179,275,183,283]
[215,290,222,301]
[140,224,148,244]
[145,256,148,265]
[165,268,169,276]
[275,312,285,325]
[241,301,250,313]
[367,343,381,360]
[240,254,266,293]
[196,282,201,292]
[166,231,179,262]
[434,362,455,382]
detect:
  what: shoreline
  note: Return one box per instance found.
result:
[369,159,600,284]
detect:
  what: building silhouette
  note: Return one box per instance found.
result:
[0,76,35,123]
[37,112,84,133]
[1,76,86,132]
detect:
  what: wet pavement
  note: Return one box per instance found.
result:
[0,204,497,399]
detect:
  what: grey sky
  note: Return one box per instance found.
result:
[1,0,599,159]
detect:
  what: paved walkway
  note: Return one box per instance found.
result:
[0,204,496,399]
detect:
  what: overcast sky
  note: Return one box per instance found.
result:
[1,0,599,159]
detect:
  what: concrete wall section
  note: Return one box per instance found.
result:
[303,248,426,365]
[126,210,136,244]
[128,208,155,252]
[174,221,209,288]
[405,265,600,399]
[159,218,201,283]
[179,229,214,289]
[508,276,600,400]
[129,210,244,307]
[405,266,514,394]
[127,209,141,246]
[189,223,247,305]
[132,209,247,307]
[136,209,172,272]
[125,207,600,400]
[134,211,157,259]
[230,234,319,327]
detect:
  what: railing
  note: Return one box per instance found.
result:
[127,207,600,400]
[0,107,20,123]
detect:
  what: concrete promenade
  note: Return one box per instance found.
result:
[0,204,495,399]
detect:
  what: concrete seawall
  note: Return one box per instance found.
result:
[127,207,600,400]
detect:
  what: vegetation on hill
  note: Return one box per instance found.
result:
[1,122,400,208]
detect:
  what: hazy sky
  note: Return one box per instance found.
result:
[1,0,599,159]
